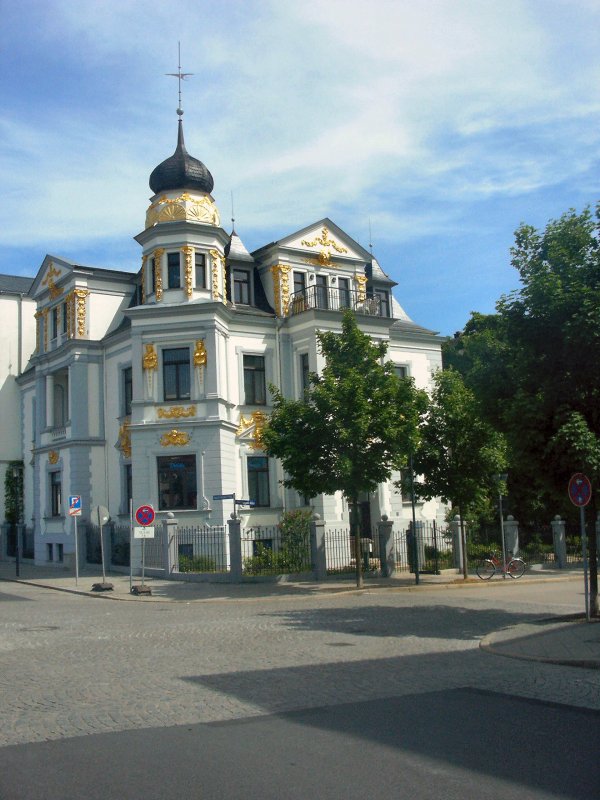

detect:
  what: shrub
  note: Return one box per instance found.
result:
[178,554,217,573]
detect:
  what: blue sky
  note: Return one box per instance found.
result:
[1,0,599,335]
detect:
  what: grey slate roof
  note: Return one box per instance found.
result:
[0,274,34,295]
[225,231,255,263]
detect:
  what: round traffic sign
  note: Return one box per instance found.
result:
[568,473,592,507]
[135,504,156,526]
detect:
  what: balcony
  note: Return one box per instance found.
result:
[289,287,392,318]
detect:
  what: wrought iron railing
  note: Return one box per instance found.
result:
[241,525,312,576]
[289,287,392,318]
[176,525,229,573]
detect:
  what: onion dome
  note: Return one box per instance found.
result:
[149,119,214,195]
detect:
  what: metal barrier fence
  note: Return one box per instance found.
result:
[241,525,312,576]
[176,525,229,573]
[324,528,381,575]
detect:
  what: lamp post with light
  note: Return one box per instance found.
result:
[495,473,508,578]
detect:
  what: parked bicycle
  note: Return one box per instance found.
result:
[476,550,526,580]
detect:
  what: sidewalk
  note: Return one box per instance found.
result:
[1,560,597,670]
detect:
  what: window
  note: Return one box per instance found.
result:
[53,383,67,428]
[163,348,190,401]
[125,464,132,510]
[338,277,351,309]
[315,275,328,309]
[300,353,310,394]
[50,471,62,517]
[293,271,306,295]
[123,367,133,416]
[195,253,206,289]
[233,269,251,304]
[167,252,181,289]
[46,543,54,561]
[373,288,390,317]
[247,456,270,507]
[394,364,409,379]
[243,355,266,405]
[62,302,68,334]
[51,307,58,340]
[150,257,156,294]
[56,543,64,563]
[157,455,197,510]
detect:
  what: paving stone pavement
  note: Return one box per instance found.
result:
[1,577,598,749]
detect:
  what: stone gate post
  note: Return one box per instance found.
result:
[551,515,567,569]
[449,515,464,571]
[228,515,242,581]
[310,514,327,581]
[378,515,395,578]
[162,513,178,576]
[504,515,520,556]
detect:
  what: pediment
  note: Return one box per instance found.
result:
[30,256,75,303]
[276,218,371,266]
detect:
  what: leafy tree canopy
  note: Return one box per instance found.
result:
[262,309,427,504]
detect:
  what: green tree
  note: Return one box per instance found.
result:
[445,204,600,612]
[4,461,23,525]
[412,368,507,579]
[262,309,427,587]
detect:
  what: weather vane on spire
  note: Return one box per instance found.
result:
[166,42,193,117]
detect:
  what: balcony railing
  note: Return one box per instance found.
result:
[289,287,392,318]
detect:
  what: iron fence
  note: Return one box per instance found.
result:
[110,524,130,567]
[394,523,453,574]
[141,527,165,569]
[241,525,312,576]
[176,525,229,573]
[324,528,381,575]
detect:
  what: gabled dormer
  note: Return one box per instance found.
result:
[29,255,135,356]
[252,218,388,318]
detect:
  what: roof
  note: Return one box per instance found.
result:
[0,274,34,295]
[149,119,214,195]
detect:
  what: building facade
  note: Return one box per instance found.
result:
[7,117,445,568]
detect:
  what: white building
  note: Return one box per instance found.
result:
[6,115,444,568]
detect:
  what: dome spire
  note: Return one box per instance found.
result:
[149,43,214,196]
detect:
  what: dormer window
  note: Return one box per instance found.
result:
[233,268,251,305]
[167,253,181,289]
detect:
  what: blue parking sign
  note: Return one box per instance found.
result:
[69,495,82,516]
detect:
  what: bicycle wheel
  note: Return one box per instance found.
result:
[507,558,526,578]
[476,560,496,580]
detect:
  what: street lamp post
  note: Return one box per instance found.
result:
[496,473,508,579]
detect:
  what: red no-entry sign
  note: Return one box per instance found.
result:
[568,473,592,507]
[135,505,156,526]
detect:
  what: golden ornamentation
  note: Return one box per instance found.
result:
[158,405,196,419]
[355,274,368,302]
[182,246,194,299]
[160,429,191,447]
[140,255,147,304]
[193,340,207,367]
[42,263,64,300]
[142,344,158,371]
[154,248,164,301]
[301,226,348,267]
[48,450,59,465]
[74,289,89,337]
[236,410,267,450]
[145,194,221,229]
[118,418,131,458]
[209,249,225,303]
[270,264,291,316]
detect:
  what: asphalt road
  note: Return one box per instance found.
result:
[0,578,598,799]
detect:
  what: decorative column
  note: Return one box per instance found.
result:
[45,373,55,429]
[154,248,164,301]
[140,255,147,304]
[209,249,226,304]
[182,246,194,299]
[142,343,158,400]
[355,274,367,302]
[34,311,43,353]
[271,264,291,317]
[193,339,207,396]
[74,289,89,338]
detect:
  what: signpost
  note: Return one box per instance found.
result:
[134,505,155,592]
[68,495,82,585]
[91,505,112,592]
[212,493,255,519]
[568,473,592,621]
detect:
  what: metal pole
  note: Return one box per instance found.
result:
[15,524,20,578]
[99,519,107,584]
[142,537,146,586]
[499,492,507,579]
[581,506,590,621]
[409,454,419,585]
[74,515,79,586]
[129,499,133,593]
